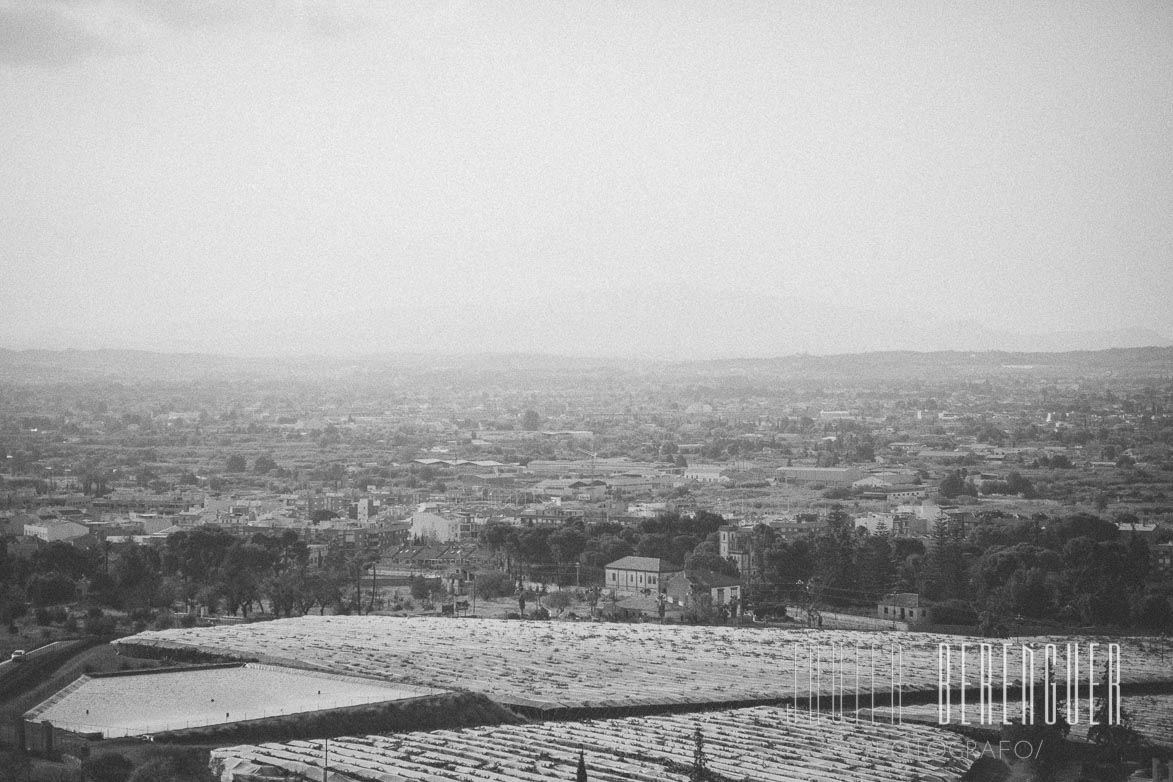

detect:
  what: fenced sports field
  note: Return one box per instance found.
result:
[24,663,443,738]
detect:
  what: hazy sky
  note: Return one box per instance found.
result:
[2,1,1172,357]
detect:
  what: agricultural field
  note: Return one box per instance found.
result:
[1114,695,1173,748]
[211,705,977,782]
[873,694,1173,750]
[121,617,1173,713]
[24,663,443,738]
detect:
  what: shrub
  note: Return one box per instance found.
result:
[929,599,978,626]
[127,747,215,782]
[473,570,513,600]
[409,576,430,600]
[545,591,573,616]
[84,611,118,636]
[83,752,134,782]
[531,607,550,620]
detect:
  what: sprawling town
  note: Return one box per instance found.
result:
[1,348,1172,781]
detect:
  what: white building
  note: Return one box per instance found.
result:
[604,556,683,593]
[23,519,88,543]
[409,509,482,543]
[684,464,729,484]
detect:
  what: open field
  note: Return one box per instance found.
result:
[121,617,1173,713]
[211,705,977,782]
[24,663,445,738]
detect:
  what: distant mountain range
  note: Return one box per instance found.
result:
[1,345,1171,386]
[2,289,1169,359]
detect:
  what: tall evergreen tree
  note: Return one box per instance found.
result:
[922,518,966,601]
[855,534,896,601]
[813,506,857,605]
[690,727,707,782]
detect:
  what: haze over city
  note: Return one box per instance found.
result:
[3,1,1172,358]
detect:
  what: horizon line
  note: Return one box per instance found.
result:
[2,344,1172,364]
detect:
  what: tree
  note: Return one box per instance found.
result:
[854,534,895,600]
[684,539,739,578]
[112,545,163,610]
[690,726,707,782]
[26,571,76,606]
[1131,592,1173,632]
[548,527,588,570]
[263,568,312,618]
[163,527,237,597]
[410,575,430,600]
[473,570,513,599]
[127,748,216,782]
[82,471,110,497]
[514,527,552,576]
[636,533,673,560]
[938,471,975,499]
[1087,661,1140,778]
[521,410,541,431]
[1002,566,1052,619]
[760,537,814,589]
[922,519,966,602]
[32,541,98,581]
[1006,471,1036,498]
[225,454,247,473]
[217,543,274,616]
[253,454,278,474]
[1061,537,1134,625]
[812,507,856,605]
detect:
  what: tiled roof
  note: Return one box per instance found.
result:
[605,556,683,573]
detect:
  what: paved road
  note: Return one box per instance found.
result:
[0,642,64,676]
